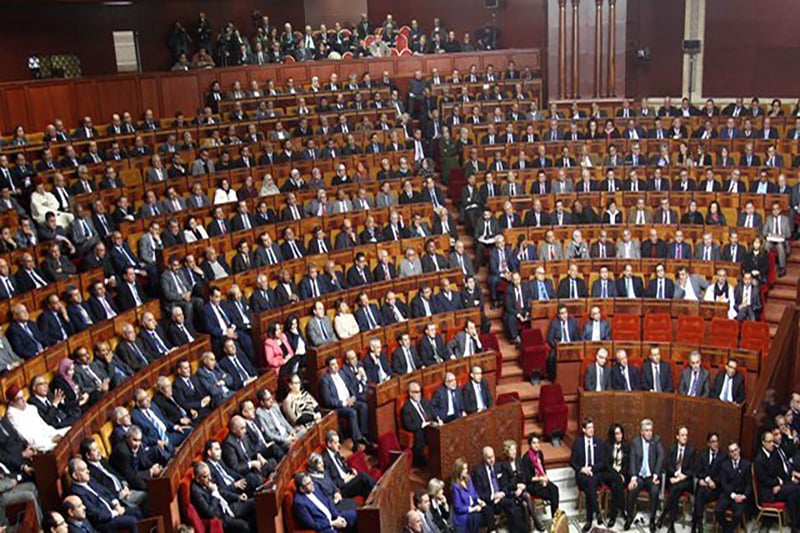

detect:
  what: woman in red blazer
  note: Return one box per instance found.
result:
[262,321,296,376]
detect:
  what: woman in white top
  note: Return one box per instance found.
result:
[260,173,280,196]
[29,178,74,228]
[213,178,238,204]
[182,215,209,243]
[333,299,359,339]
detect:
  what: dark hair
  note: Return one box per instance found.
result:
[607,423,625,443]
[413,488,428,507]
[267,321,280,337]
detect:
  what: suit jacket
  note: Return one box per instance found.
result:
[710,372,745,403]
[448,331,483,358]
[718,457,752,500]
[391,345,422,374]
[373,262,397,282]
[218,354,257,390]
[591,279,618,298]
[115,339,154,372]
[318,371,356,409]
[431,385,465,421]
[71,480,124,525]
[581,320,611,341]
[411,295,439,319]
[462,379,493,414]
[173,374,208,413]
[640,360,674,392]
[306,316,336,347]
[557,277,588,298]
[546,317,580,347]
[434,291,462,313]
[529,278,555,301]
[665,443,696,480]
[570,436,607,473]
[27,394,73,428]
[354,304,383,331]
[152,392,189,425]
[418,334,448,366]
[116,281,147,312]
[645,277,675,299]
[363,353,393,384]
[6,320,46,359]
[38,310,72,345]
[610,363,642,391]
[629,435,665,479]
[584,364,611,391]
[87,458,129,496]
[401,398,436,431]
[677,367,711,397]
[292,489,341,533]
[221,433,259,476]
[0,336,21,372]
[109,441,155,490]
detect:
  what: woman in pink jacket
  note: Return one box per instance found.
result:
[262,321,296,376]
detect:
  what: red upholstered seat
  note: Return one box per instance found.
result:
[347,449,382,480]
[179,476,224,533]
[708,318,739,348]
[377,431,411,472]
[520,328,548,378]
[643,313,672,342]
[282,479,316,533]
[740,320,770,356]
[480,332,502,379]
[611,314,641,341]
[539,383,568,437]
[676,315,705,345]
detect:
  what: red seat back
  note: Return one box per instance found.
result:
[643,313,672,342]
[611,314,641,341]
[676,315,705,345]
[709,318,739,348]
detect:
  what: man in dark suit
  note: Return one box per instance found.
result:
[658,426,696,533]
[401,381,439,466]
[625,419,664,531]
[249,274,276,314]
[462,365,493,414]
[710,359,746,403]
[6,304,47,360]
[346,253,373,287]
[504,273,529,344]
[137,311,173,359]
[319,357,370,445]
[172,360,212,420]
[204,439,260,498]
[529,267,556,301]
[80,437,149,510]
[690,432,725,532]
[190,462,255,532]
[571,417,607,531]
[431,373,466,423]
[87,282,119,323]
[557,265,588,299]
[546,306,580,382]
[38,294,73,346]
[109,425,165,492]
[116,266,147,312]
[418,323,448,366]
[68,457,142,532]
[222,416,274,479]
[610,349,642,391]
[391,333,422,375]
[354,293,383,332]
[590,267,618,299]
[582,306,611,342]
[473,446,529,532]
[382,292,410,326]
[166,307,199,347]
[322,429,375,499]
[678,350,711,398]
[584,348,611,392]
[292,472,357,532]
[734,272,762,321]
[754,429,799,530]
[131,388,187,450]
[645,264,675,299]
[218,340,257,391]
[28,374,77,428]
[641,347,674,393]
[715,441,751,533]
[114,323,154,372]
[362,338,392,385]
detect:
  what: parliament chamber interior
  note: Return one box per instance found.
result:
[0,0,799,532]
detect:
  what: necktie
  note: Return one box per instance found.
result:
[677,446,684,470]
[587,439,594,466]
[570,279,577,299]
[658,280,664,299]
[721,376,732,402]
[29,270,46,288]
[562,321,570,342]
[689,371,698,396]
[318,318,328,341]
[150,330,168,354]
[601,281,608,298]
[654,365,661,391]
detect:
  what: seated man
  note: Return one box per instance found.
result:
[610,349,642,391]
[473,446,530,532]
[733,272,762,321]
[4,383,69,452]
[448,319,483,358]
[131,387,188,450]
[677,350,710,397]
[222,415,275,479]
[557,263,588,299]
[196,351,234,407]
[109,425,165,492]
[322,430,376,500]
[319,356,370,446]
[172,359,212,419]
[79,437,148,510]
[462,365,493,414]
[710,359,745,403]
[401,381,440,467]
[292,471,357,532]
[204,439,260,498]
[582,306,611,341]
[641,346,674,393]
[68,457,142,532]
[546,306,580,382]
[715,440,751,533]
[255,388,302,449]
[658,426,696,533]
[487,235,515,307]
[624,418,664,532]
[503,272,530,345]
[191,461,256,532]
[584,348,611,392]
[392,332,423,375]
[763,201,790,277]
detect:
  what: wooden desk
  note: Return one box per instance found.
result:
[425,400,523,481]
[357,452,411,533]
[578,390,742,452]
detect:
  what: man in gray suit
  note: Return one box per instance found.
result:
[375,182,398,208]
[673,267,709,301]
[447,320,483,358]
[583,348,611,392]
[191,148,216,176]
[255,388,301,451]
[306,301,336,347]
[537,230,564,261]
[73,346,111,397]
[163,187,187,214]
[137,221,163,266]
[616,229,641,259]
[564,229,590,260]
[70,204,100,256]
[352,189,374,211]
[0,468,42,526]
[161,255,202,327]
[582,306,611,341]
[677,350,710,398]
[694,233,720,262]
[449,240,475,278]
[763,201,790,276]
[305,189,331,217]
[145,154,168,183]
[0,330,22,373]
[625,418,664,531]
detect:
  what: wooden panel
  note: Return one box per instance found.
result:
[93,78,142,119]
[2,86,29,131]
[159,75,201,117]
[275,64,308,83]
[26,84,75,129]
[72,80,101,120]
[138,76,161,117]
[366,60,396,79]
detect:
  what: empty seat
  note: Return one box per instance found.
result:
[539,383,568,437]
[740,320,770,356]
[676,315,705,345]
[708,318,740,348]
[643,313,672,342]
[520,328,548,379]
[611,314,641,341]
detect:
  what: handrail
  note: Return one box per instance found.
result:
[741,303,797,457]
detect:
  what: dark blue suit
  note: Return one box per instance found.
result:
[201,303,254,360]
[67,302,95,332]
[411,294,440,318]
[546,317,580,381]
[363,353,392,384]
[570,436,607,523]
[431,385,465,423]
[109,243,141,274]
[319,371,368,442]
[138,326,173,358]
[131,404,185,449]
[293,489,356,533]
[354,304,383,331]
[218,353,257,390]
[434,291,463,312]
[38,310,72,346]
[610,363,642,391]
[298,276,327,300]
[6,320,46,359]
[71,480,141,532]
[87,295,119,322]
[488,246,517,303]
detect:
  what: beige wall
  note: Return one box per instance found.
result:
[304,0,368,28]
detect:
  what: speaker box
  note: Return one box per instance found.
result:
[682,39,701,53]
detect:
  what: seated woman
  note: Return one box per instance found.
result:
[281,373,322,430]
[706,201,727,226]
[428,478,452,532]
[183,216,209,243]
[519,435,556,530]
[259,173,280,196]
[333,299,359,339]
[50,358,92,415]
[307,452,358,512]
[262,321,296,376]
[602,423,630,526]
[213,177,237,205]
[284,314,308,372]
[743,235,770,286]
[451,457,485,533]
